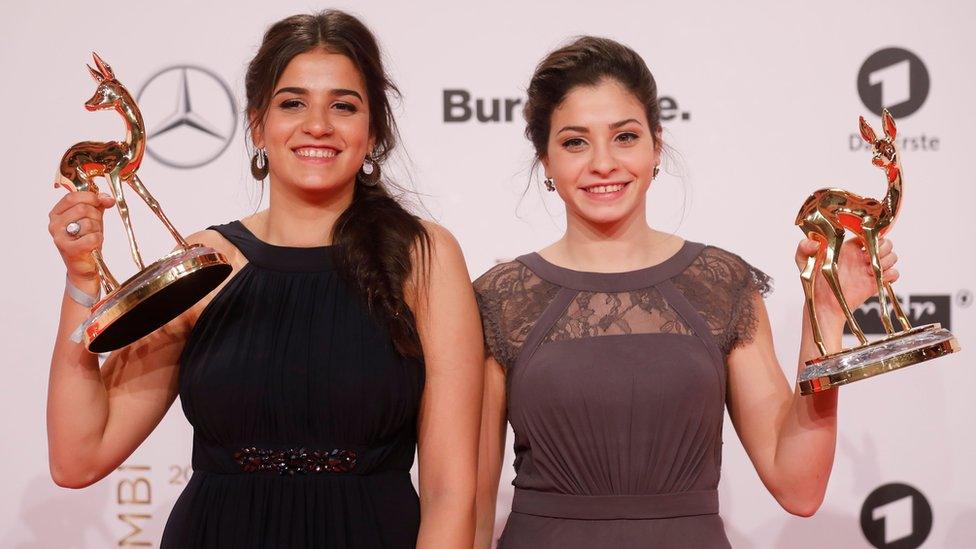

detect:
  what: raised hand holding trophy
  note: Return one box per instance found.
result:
[795,109,960,395]
[57,53,231,353]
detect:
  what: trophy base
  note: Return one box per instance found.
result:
[82,244,232,353]
[797,324,960,395]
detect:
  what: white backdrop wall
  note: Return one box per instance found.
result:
[2,1,974,547]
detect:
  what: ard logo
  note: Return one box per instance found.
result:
[861,483,933,548]
[857,47,930,118]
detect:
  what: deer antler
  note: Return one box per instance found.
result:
[92,52,115,81]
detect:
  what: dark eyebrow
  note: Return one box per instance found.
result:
[271,87,364,101]
[272,86,307,97]
[611,118,642,129]
[557,118,643,135]
[331,88,363,101]
[556,125,588,135]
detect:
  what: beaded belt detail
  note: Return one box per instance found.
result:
[233,447,358,475]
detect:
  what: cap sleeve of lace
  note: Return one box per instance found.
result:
[472,260,560,370]
[724,249,773,352]
[473,261,522,370]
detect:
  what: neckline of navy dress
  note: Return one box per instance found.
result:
[517,240,706,292]
[209,220,336,273]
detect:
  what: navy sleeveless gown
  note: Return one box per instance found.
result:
[160,221,424,548]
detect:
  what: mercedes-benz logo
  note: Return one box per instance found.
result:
[137,65,238,169]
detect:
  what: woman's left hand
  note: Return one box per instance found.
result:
[795,237,900,325]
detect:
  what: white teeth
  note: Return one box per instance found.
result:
[295,148,337,158]
[586,184,625,194]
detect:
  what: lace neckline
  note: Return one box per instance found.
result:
[517,240,706,292]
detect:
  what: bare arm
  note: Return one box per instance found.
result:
[410,222,484,548]
[475,356,507,549]
[728,238,898,516]
[46,191,233,487]
[47,302,187,488]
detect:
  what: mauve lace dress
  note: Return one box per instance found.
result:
[160,221,424,548]
[474,241,771,548]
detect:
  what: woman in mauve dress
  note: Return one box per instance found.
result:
[473,36,899,548]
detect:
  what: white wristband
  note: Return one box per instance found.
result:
[65,275,100,345]
[65,274,99,308]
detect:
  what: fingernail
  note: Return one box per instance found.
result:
[98,193,111,200]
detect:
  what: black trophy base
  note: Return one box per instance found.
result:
[82,245,232,353]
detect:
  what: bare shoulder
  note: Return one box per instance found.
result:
[185,227,246,267]
[415,220,467,273]
[418,220,462,256]
[185,227,231,254]
[178,226,245,327]
[185,228,225,248]
[407,220,471,308]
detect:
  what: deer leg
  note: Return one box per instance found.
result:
[91,249,119,294]
[128,175,189,249]
[862,228,895,334]
[108,172,144,270]
[822,229,869,345]
[799,238,827,356]
[885,282,911,331]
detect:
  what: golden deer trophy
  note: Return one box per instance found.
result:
[795,109,959,395]
[57,53,231,353]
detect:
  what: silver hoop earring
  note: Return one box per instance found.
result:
[544,178,556,192]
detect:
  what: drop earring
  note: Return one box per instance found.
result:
[251,147,269,180]
[359,154,381,186]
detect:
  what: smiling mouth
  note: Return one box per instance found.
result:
[582,182,629,194]
[293,147,339,159]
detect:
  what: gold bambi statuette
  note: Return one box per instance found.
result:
[56,53,231,353]
[794,109,959,395]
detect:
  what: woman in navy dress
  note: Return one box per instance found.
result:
[474,37,900,548]
[46,11,483,548]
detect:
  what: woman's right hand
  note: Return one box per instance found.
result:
[48,191,115,284]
